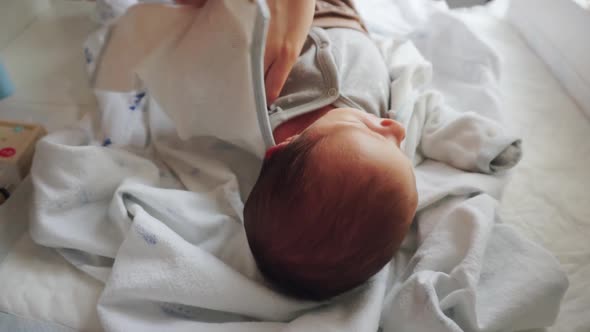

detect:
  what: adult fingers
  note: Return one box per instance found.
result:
[264,48,298,104]
[264,43,276,77]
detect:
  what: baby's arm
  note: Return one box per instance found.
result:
[419,105,522,174]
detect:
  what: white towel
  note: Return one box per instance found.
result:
[27,1,568,331]
[92,0,271,156]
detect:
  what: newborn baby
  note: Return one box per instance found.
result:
[245,1,419,300]
[245,107,418,301]
[245,1,521,300]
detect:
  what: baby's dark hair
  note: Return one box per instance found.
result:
[244,130,415,301]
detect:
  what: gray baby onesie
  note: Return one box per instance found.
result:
[269,27,391,132]
[266,27,522,173]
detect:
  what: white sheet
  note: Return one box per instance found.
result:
[26,0,568,331]
[0,1,588,332]
[507,0,590,118]
[456,6,590,332]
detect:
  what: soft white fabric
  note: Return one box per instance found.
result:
[0,2,586,331]
[456,8,590,332]
[23,1,568,332]
[0,230,103,330]
[93,1,270,156]
[507,0,590,118]
[381,39,521,173]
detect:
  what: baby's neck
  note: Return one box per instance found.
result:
[273,105,335,144]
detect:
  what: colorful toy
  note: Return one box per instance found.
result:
[0,120,46,204]
[0,61,14,100]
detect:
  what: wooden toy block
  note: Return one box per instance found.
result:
[0,120,46,203]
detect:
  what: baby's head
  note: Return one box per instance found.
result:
[244,108,417,300]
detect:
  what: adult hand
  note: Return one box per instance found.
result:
[263,0,315,104]
[176,0,315,105]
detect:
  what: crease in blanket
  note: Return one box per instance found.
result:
[26,0,568,331]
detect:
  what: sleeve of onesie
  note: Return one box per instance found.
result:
[419,105,522,174]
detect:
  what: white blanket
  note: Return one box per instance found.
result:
[27,0,568,331]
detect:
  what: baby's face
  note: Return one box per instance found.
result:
[294,107,418,214]
[307,107,407,148]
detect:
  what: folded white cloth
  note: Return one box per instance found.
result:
[27,1,568,331]
[380,38,521,173]
[92,1,271,156]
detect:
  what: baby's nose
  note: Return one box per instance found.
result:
[379,118,406,143]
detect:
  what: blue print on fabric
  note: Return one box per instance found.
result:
[129,91,146,111]
[135,224,157,245]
